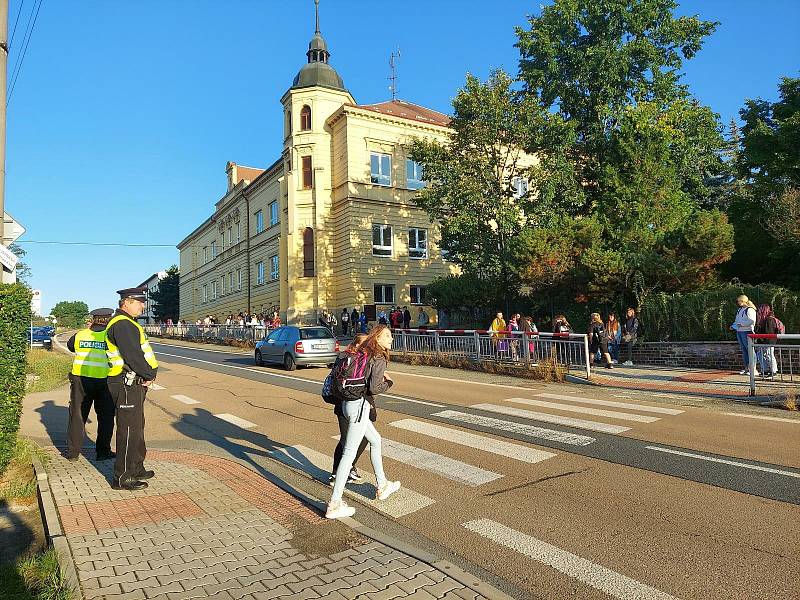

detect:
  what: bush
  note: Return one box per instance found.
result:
[0,284,32,475]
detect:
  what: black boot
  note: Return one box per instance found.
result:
[135,470,155,480]
[112,478,148,491]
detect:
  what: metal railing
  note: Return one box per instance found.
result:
[144,324,272,343]
[748,333,800,396]
[391,329,592,380]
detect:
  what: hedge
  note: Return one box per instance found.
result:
[0,283,32,475]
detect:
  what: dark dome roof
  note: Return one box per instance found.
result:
[308,33,328,52]
[292,61,346,91]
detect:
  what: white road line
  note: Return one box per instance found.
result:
[332,435,501,486]
[386,369,544,392]
[464,519,678,600]
[270,444,434,517]
[170,394,200,405]
[507,398,660,423]
[535,393,684,415]
[149,383,165,390]
[213,413,257,429]
[390,419,557,464]
[472,404,631,434]
[645,446,800,479]
[432,410,595,446]
[381,393,445,408]
[153,341,251,356]
[723,412,800,424]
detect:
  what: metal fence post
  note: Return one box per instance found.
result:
[434,331,441,357]
[474,331,481,361]
[748,335,756,396]
[583,334,591,380]
[401,330,407,356]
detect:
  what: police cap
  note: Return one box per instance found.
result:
[117,287,148,302]
[90,308,114,317]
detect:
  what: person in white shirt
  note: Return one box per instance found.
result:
[731,294,758,375]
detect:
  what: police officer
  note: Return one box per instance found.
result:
[65,308,116,461]
[106,287,159,491]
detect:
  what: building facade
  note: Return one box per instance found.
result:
[137,270,168,324]
[177,5,459,325]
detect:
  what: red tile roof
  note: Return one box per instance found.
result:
[235,165,265,184]
[353,99,450,127]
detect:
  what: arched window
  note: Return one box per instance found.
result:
[300,105,312,131]
[303,228,315,277]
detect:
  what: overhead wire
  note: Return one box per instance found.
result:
[8,0,44,104]
[8,0,26,49]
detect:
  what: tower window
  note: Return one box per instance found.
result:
[303,228,315,277]
[300,105,312,131]
[302,156,313,190]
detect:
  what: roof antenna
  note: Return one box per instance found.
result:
[388,48,401,100]
[314,0,320,34]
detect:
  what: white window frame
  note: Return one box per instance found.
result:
[269,201,279,226]
[255,210,264,234]
[374,284,395,304]
[406,159,424,190]
[511,176,529,199]
[370,152,392,186]
[410,285,427,305]
[221,275,226,295]
[408,227,428,259]
[227,227,232,246]
[210,240,217,259]
[237,269,242,291]
[256,261,265,285]
[203,246,208,264]
[211,280,218,300]
[270,255,279,281]
[236,222,241,242]
[372,224,393,257]
[202,284,208,303]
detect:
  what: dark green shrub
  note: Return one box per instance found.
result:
[0,284,32,475]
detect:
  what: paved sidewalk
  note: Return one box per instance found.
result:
[44,448,500,600]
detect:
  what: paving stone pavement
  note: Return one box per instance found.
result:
[45,448,490,599]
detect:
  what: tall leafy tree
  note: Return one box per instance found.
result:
[150,265,180,322]
[51,300,89,329]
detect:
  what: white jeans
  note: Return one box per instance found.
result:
[758,347,778,375]
[330,398,386,504]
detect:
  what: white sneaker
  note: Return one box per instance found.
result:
[623,361,633,366]
[739,369,747,375]
[325,501,355,519]
[376,481,401,501]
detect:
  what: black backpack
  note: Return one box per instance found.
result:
[322,351,370,403]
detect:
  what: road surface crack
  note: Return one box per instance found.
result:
[484,468,590,497]
[244,399,329,423]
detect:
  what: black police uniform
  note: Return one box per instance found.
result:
[65,308,116,460]
[106,289,158,489]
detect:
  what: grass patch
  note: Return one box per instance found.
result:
[26,349,72,393]
[0,547,72,600]
[762,390,799,411]
[0,438,49,504]
[392,353,568,383]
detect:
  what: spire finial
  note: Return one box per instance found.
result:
[315,0,320,34]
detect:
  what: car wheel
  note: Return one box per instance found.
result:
[283,353,297,371]
[255,350,263,366]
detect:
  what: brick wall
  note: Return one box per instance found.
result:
[629,341,796,371]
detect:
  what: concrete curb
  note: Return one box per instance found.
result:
[32,456,84,600]
[51,332,74,357]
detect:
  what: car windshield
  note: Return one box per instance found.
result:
[299,328,333,340]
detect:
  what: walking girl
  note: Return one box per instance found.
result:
[588,313,613,369]
[326,325,401,519]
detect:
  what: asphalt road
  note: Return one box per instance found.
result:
[29,338,800,599]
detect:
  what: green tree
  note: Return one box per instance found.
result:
[409,70,571,308]
[150,266,179,322]
[51,300,89,329]
[8,244,32,285]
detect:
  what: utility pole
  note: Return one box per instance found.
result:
[0,0,7,255]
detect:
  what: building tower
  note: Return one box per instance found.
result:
[280,0,354,324]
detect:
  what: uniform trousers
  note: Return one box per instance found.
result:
[108,375,148,483]
[67,374,115,457]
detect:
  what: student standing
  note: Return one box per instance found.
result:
[754,303,780,378]
[731,295,758,375]
[588,313,613,369]
[326,326,401,519]
[621,308,640,366]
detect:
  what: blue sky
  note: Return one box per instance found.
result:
[7,0,799,315]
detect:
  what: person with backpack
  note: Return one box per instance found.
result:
[341,308,350,337]
[588,313,613,369]
[621,307,640,366]
[403,306,412,329]
[754,303,782,379]
[327,335,369,486]
[326,325,401,519]
[731,295,758,375]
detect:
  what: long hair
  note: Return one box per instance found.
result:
[346,334,367,354]
[737,295,757,310]
[590,312,603,325]
[360,324,391,362]
[756,304,774,327]
[606,312,619,335]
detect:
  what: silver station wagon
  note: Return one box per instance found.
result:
[254,326,339,371]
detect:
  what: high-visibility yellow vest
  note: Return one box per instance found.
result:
[71,328,110,378]
[105,314,159,376]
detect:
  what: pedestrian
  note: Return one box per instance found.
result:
[606,312,621,363]
[508,313,521,361]
[490,312,507,359]
[754,303,780,378]
[327,311,338,333]
[351,308,360,330]
[319,310,330,330]
[621,308,640,366]
[359,311,368,334]
[105,288,159,490]
[417,307,430,328]
[326,325,401,519]
[341,308,350,336]
[329,334,369,486]
[588,313,613,369]
[522,315,538,362]
[403,306,412,329]
[65,308,116,462]
[378,309,388,326]
[731,295,758,375]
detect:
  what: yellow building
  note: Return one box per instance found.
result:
[177,3,458,325]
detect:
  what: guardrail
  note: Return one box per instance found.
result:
[391,328,592,380]
[144,324,272,343]
[747,333,800,396]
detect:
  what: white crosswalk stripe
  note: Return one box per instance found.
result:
[170,394,200,405]
[534,393,684,415]
[390,419,557,464]
[333,434,501,486]
[148,383,165,390]
[471,403,631,434]
[464,519,678,600]
[432,410,596,446]
[505,397,660,423]
[269,444,434,517]
[213,413,257,429]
